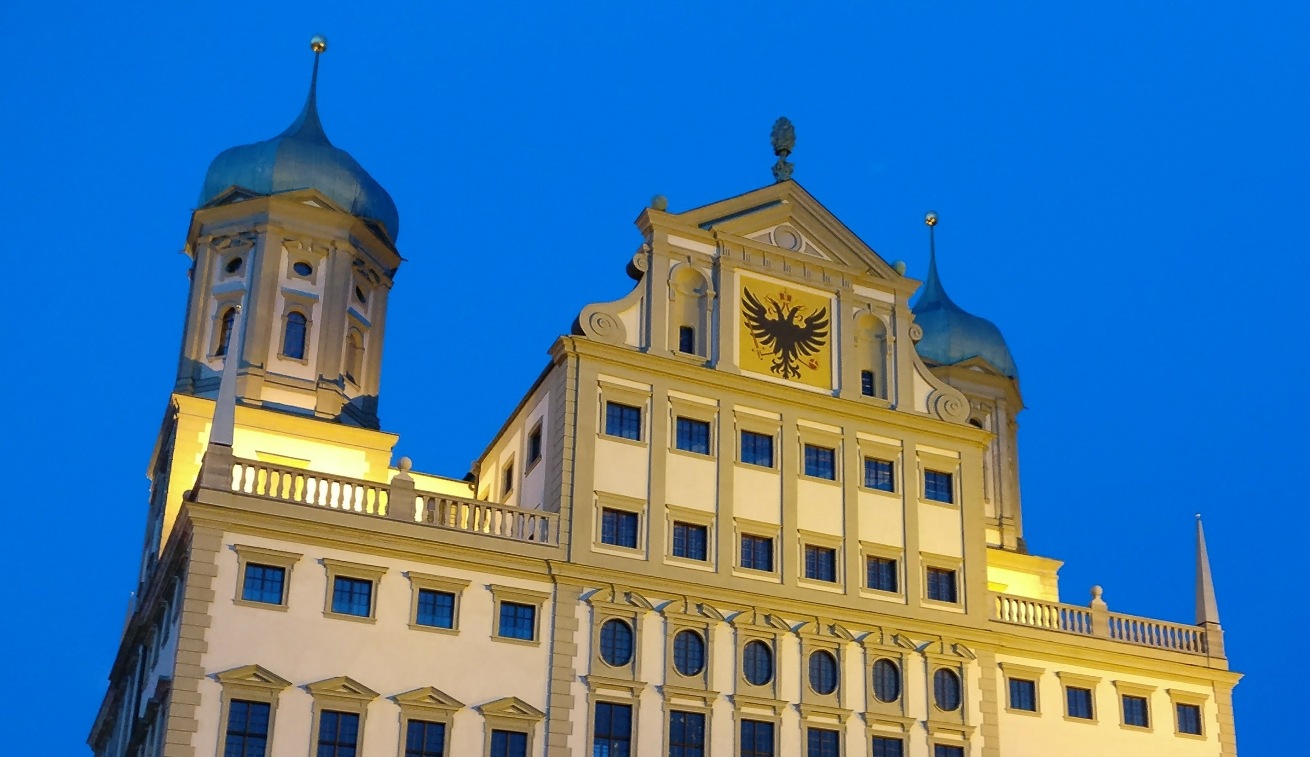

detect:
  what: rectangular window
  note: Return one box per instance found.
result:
[740,719,774,757]
[404,719,446,757]
[593,702,632,757]
[861,370,876,396]
[863,458,894,492]
[1123,695,1150,727]
[331,576,373,617]
[804,444,836,480]
[600,508,639,549]
[1176,703,1202,735]
[241,564,285,605]
[807,728,840,757]
[924,470,954,503]
[740,431,774,468]
[675,417,712,455]
[502,462,514,495]
[316,711,359,757]
[866,556,898,592]
[1066,687,1094,719]
[933,747,964,757]
[872,736,904,757]
[224,700,270,757]
[489,730,528,757]
[605,402,642,441]
[926,568,958,603]
[672,522,709,561]
[498,601,536,641]
[528,425,543,465]
[415,589,455,629]
[679,325,696,354]
[669,711,705,757]
[1009,678,1037,712]
[740,534,775,572]
[804,545,838,582]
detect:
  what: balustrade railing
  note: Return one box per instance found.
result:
[414,494,557,544]
[993,594,1094,635]
[992,590,1212,657]
[231,460,390,515]
[1107,612,1205,654]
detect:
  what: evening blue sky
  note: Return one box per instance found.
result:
[2,2,1307,753]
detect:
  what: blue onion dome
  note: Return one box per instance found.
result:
[198,45,399,241]
[911,244,1018,379]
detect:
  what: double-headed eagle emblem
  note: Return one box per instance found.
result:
[742,287,830,380]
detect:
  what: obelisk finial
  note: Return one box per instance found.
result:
[771,117,796,182]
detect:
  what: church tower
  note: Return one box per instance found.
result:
[173,36,400,429]
[912,213,1026,551]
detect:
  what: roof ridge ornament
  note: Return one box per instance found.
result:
[771,117,795,183]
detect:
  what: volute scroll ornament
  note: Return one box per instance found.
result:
[908,323,924,342]
[578,306,627,346]
[929,388,970,424]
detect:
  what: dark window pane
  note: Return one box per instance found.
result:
[804,444,836,480]
[864,458,894,492]
[601,509,639,549]
[599,619,635,667]
[867,557,898,592]
[225,700,270,757]
[316,711,359,757]
[805,545,837,582]
[872,736,904,757]
[872,659,901,703]
[669,711,706,757]
[503,464,514,494]
[861,370,875,396]
[1177,703,1202,735]
[675,418,711,455]
[934,669,962,711]
[740,431,774,468]
[1066,687,1094,719]
[405,720,446,757]
[605,402,642,441]
[740,720,774,757]
[679,326,696,354]
[808,651,838,695]
[926,568,958,603]
[283,312,307,360]
[1009,678,1037,711]
[672,522,708,561]
[807,728,839,757]
[331,577,372,617]
[489,730,528,757]
[933,746,965,757]
[742,641,774,686]
[924,470,954,503]
[498,601,536,640]
[1123,695,1149,727]
[415,589,455,629]
[528,427,543,463]
[740,535,774,572]
[672,630,706,677]
[593,702,632,757]
[242,563,285,605]
[216,308,236,357]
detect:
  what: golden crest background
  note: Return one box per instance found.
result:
[738,275,833,390]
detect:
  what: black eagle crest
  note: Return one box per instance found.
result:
[742,287,830,380]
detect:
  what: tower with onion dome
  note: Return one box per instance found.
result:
[174,36,399,430]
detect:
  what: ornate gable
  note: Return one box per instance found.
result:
[215,664,291,690]
[305,676,380,701]
[477,696,546,722]
[393,686,465,713]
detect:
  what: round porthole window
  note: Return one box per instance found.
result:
[934,668,962,711]
[293,261,313,277]
[598,619,634,667]
[742,640,774,686]
[672,630,705,676]
[808,650,838,695]
[224,257,243,274]
[872,659,901,703]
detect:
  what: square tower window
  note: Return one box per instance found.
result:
[741,431,774,468]
[924,470,954,503]
[804,445,836,480]
[605,402,642,441]
[678,325,696,354]
[805,545,837,582]
[676,418,711,455]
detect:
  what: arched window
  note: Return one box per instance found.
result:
[808,650,839,695]
[345,330,363,383]
[934,668,962,711]
[672,630,705,676]
[598,619,634,667]
[742,640,774,686]
[215,308,236,356]
[872,659,901,703]
[283,311,307,360]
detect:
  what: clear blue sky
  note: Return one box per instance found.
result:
[2,2,1305,753]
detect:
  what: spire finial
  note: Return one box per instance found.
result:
[771,117,796,182]
[310,34,328,54]
[280,35,331,144]
[1195,515,1222,626]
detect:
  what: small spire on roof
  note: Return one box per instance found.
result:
[771,117,795,182]
[1195,514,1222,626]
[280,35,331,144]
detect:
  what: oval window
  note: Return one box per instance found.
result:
[224,257,243,274]
[808,650,838,695]
[672,630,705,676]
[742,640,773,686]
[872,659,901,703]
[598,619,634,667]
[934,668,962,711]
[293,261,313,277]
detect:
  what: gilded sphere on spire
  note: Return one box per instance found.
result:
[310,35,328,53]
[925,211,938,227]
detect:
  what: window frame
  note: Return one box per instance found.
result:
[594,494,646,556]
[675,416,714,456]
[489,585,550,646]
[803,544,839,584]
[525,421,544,470]
[922,558,963,607]
[603,400,644,442]
[600,507,641,550]
[307,676,379,757]
[671,521,710,562]
[1113,681,1157,732]
[741,638,777,690]
[233,544,301,611]
[863,457,896,493]
[590,699,635,757]
[1056,672,1101,724]
[739,429,777,469]
[922,468,956,505]
[733,518,781,580]
[739,717,776,757]
[863,549,901,596]
[215,665,291,757]
[279,307,311,363]
[1167,689,1208,739]
[394,686,464,757]
[478,697,545,757]
[798,531,843,589]
[802,443,838,481]
[668,708,707,757]
[501,457,515,498]
[406,572,470,635]
[999,663,1045,716]
[321,558,387,624]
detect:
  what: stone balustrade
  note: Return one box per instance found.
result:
[992,588,1219,657]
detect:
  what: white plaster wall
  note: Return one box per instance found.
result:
[857,490,905,547]
[594,438,650,501]
[665,453,717,511]
[734,466,781,524]
[520,392,551,510]
[796,479,843,535]
[918,503,964,558]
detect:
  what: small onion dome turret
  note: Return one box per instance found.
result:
[198,38,399,241]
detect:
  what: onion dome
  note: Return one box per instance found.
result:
[911,213,1018,379]
[198,37,399,241]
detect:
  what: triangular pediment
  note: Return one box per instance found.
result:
[477,696,546,721]
[215,664,291,690]
[673,181,901,280]
[394,686,465,712]
[305,676,380,701]
[204,185,265,207]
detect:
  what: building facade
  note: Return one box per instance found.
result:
[90,41,1239,757]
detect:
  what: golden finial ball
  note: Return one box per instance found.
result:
[310,35,328,53]
[924,211,938,227]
